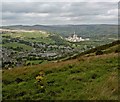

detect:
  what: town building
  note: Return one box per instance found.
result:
[65,32,89,42]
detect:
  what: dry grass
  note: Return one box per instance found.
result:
[94,72,118,100]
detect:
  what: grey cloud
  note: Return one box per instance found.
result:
[2,2,64,13]
[2,2,118,25]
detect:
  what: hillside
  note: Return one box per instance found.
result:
[64,40,120,60]
[2,42,119,100]
[3,28,118,69]
[1,30,67,45]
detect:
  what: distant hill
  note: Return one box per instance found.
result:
[2,41,119,100]
[2,24,118,38]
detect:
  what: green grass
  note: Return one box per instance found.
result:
[103,44,120,54]
[2,51,118,100]
[26,60,49,65]
[26,60,43,65]
[25,37,55,44]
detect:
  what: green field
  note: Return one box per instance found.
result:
[3,32,49,38]
[3,42,33,51]
[2,32,55,44]
[2,44,119,100]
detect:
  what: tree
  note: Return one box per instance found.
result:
[27,62,31,66]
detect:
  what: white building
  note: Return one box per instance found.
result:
[65,32,89,42]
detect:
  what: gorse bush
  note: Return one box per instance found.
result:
[35,70,45,93]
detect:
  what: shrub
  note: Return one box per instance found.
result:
[115,49,120,53]
[27,62,31,66]
[15,78,23,83]
[96,50,103,55]
[3,80,11,85]
[68,64,73,68]
[45,70,53,75]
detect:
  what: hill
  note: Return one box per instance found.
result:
[2,24,118,50]
[1,29,67,45]
[2,24,118,38]
[2,41,119,100]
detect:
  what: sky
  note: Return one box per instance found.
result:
[1,0,119,25]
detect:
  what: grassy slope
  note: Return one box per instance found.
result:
[2,45,119,100]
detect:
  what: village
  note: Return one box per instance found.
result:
[1,36,77,68]
[1,29,95,69]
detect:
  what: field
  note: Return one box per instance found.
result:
[2,31,55,44]
[3,42,33,51]
[26,60,48,65]
[2,44,119,100]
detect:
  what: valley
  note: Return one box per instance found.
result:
[1,25,118,69]
[1,25,119,101]
[1,1,119,101]
[2,41,119,100]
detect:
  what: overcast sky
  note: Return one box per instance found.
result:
[1,1,118,25]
